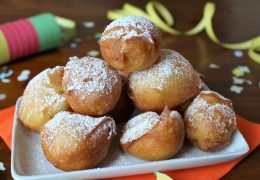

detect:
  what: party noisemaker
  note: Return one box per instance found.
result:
[0,13,76,65]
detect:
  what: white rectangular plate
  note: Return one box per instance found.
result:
[11,97,249,180]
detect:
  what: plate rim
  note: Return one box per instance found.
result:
[11,97,249,180]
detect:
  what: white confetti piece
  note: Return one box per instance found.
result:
[230,85,244,94]
[74,37,82,43]
[83,21,95,28]
[1,78,11,83]
[17,70,31,82]
[232,77,252,85]
[0,162,5,171]
[0,93,7,100]
[209,63,220,69]
[238,66,250,74]
[233,50,244,58]
[87,50,100,57]
[70,42,77,48]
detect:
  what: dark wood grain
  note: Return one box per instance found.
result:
[0,0,259,179]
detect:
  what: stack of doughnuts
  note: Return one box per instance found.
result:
[19,16,237,171]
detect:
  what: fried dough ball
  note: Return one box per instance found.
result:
[100,16,160,72]
[40,111,116,171]
[120,106,184,161]
[62,56,122,116]
[184,90,237,151]
[107,75,135,122]
[18,66,71,132]
[129,49,201,112]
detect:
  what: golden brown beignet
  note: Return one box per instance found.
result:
[40,111,116,171]
[129,49,201,112]
[62,56,122,116]
[18,66,70,132]
[184,90,237,151]
[100,16,160,72]
[120,106,184,161]
[107,75,135,122]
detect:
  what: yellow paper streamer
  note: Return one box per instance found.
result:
[107,1,260,64]
[0,30,10,65]
[55,16,76,44]
[154,172,173,180]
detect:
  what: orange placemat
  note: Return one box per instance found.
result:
[0,106,259,180]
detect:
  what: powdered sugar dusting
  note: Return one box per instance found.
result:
[24,66,66,112]
[64,56,120,96]
[130,49,195,90]
[101,16,158,42]
[42,111,116,146]
[201,90,229,101]
[170,110,182,120]
[120,112,160,144]
[185,91,236,134]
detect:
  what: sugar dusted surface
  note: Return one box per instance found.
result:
[42,111,116,146]
[120,112,160,144]
[64,56,120,97]
[14,97,247,176]
[24,66,66,111]
[185,91,236,134]
[130,49,195,90]
[170,110,182,120]
[101,16,158,42]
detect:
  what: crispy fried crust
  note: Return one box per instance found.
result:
[121,107,185,161]
[184,91,237,151]
[62,56,122,116]
[100,16,160,72]
[18,66,71,132]
[129,49,201,112]
[40,113,116,171]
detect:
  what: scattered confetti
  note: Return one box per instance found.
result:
[0,162,5,171]
[1,78,11,83]
[0,93,7,100]
[74,37,82,43]
[17,70,30,81]
[232,66,251,77]
[232,77,252,85]
[83,21,95,28]
[155,172,172,180]
[233,50,244,58]
[95,33,102,39]
[87,50,100,57]
[0,66,14,80]
[230,85,244,94]
[209,63,220,69]
[70,42,77,48]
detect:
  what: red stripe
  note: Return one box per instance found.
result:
[24,19,40,53]
[0,23,19,60]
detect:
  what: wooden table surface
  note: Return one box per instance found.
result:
[0,0,259,179]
